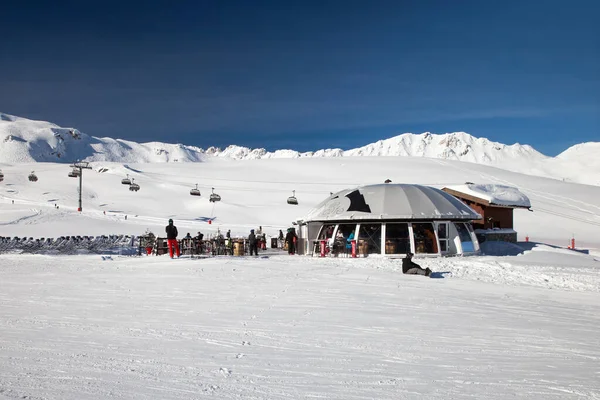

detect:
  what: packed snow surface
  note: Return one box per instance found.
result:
[445,183,532,208]
[1,248,599,399]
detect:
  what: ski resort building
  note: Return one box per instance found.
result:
[295,183,482,257]
[442,183,532,243]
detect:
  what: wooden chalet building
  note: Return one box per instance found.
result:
[442,184,532,243]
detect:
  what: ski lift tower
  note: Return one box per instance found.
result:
[70,161,93,211]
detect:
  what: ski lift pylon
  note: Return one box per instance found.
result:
[121,174,131,185]
[209,187,221,202]
[190,183,201,196]
[287,190,298,205]
[28,171,38,182]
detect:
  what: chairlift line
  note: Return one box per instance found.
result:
[68,167,80,178]
[190,183,201,196]
[129,178,140,192]
[209,187,221,202]
[287,190,298,205]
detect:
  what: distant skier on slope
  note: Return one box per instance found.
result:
[402,252,431,277]
[165,219,180,258]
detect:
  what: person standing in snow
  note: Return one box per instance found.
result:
[195,231,204,254]
[402,252,431,276]
[285,228,298,255]
[165,218,180,258]
[248,229,258,256]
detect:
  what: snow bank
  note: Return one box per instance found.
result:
[479,240,525,256]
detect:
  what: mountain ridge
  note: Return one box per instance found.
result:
[1,112,598,186]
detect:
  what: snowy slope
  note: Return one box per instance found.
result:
[0,156,599,250]
[1,154,600,399]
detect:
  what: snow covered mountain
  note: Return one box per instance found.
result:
[0,112,547,164]
[1,112,597,185]
[0,113,207,163]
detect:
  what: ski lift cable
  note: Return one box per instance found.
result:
[130,169,487,191]
[210,199,216,219]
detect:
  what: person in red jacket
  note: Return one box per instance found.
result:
[165,219,180,258]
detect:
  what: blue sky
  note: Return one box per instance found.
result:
[0,0,598,156]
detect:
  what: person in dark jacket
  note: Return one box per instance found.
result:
[195,231,204,254]
[285,227,298,255]
[165,218,180,258]
[248,229,258,256]
[278,230,284,240]
[402,252,431,276]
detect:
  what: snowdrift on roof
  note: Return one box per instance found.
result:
[445,183,531,208]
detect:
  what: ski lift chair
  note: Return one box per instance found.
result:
[287,190,298,205]
[209,187,221,202]
[129,178,140,192]
[121,174,131,185]
[28,171,38,182]
[0,169,4,182]
[68,168,79,178]
[190,184,201,196]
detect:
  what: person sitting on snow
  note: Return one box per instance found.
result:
[402,252,431,276]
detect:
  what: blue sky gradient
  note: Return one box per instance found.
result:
[0,0,598,155]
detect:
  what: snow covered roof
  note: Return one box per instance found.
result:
[304,184,482,222]
[443,183,531,208]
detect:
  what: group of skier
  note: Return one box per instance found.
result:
[164,219,431,276]
[163,220,299,258]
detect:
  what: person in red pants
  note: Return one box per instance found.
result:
[165,218,180,258]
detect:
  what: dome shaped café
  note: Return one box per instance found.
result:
[295,183,482,257]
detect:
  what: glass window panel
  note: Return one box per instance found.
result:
[412,223,439,254]
[440,240,448,252]
[455,223,474,252]
[357,224,382,255]
[384,223,410,254]
[318,224,335,240]
[332,224,357,253]
[438,223,449,239]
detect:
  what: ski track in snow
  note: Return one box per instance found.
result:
[0,208,42,226]
[434,160,600,232]
[0,254,599,399]
[438,159,600,216]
